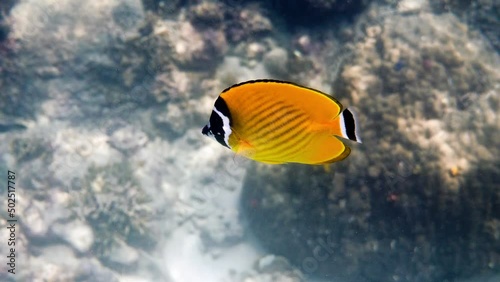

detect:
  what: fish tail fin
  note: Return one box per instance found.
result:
[337,107,362,143]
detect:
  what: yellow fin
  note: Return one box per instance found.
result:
[323,164,331,172]
[317,145,351,164]
[290,133,351,165]
[234,140,256,158]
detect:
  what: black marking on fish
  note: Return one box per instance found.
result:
[342,109,357,142]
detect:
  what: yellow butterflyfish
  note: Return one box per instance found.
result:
[202,79,361,165]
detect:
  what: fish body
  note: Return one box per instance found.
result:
[202,79,361,165]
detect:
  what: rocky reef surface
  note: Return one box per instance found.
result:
[242,2,500,282]
[430,0,500,53]
[0,0,498,282]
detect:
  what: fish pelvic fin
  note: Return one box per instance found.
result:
[337,107,362,143]
[234,139,256,158]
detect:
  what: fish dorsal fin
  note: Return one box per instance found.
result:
[221,80,343,122]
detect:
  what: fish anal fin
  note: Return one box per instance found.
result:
[291,133,351,165]
[315,145,351,164]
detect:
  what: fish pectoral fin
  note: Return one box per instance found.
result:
[236,140,285,164]
[235,140,256,158]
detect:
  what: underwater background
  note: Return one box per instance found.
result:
[0,0,499,281]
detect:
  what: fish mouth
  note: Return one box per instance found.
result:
[201,125,210,136]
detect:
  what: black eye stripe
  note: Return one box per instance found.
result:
[207,110,229,148]
[209,111,224,132]
[203,97,232,148]
[214,97,232,126]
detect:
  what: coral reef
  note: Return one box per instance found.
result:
[1,0,498,281]
[5,0,156,122]
[241,3,500,282]
[141,0,184,16]
[77,163,164,269]
[0,0,17,42]
[10,137,47,163]
[239,255,304,282]
[431,0,500,52]
[156,20,228,70]
[252,0,371,25]
[188,1,224,27]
